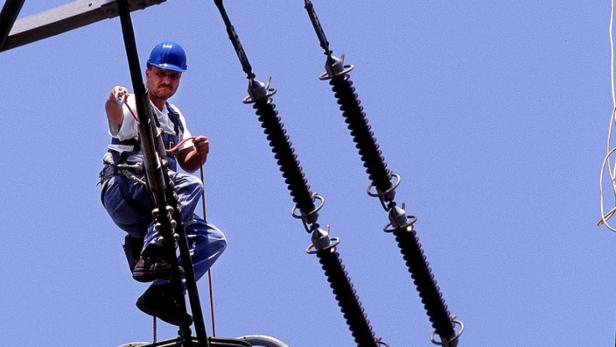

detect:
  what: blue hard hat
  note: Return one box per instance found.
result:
[147,41,187,72]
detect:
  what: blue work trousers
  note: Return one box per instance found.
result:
[102,171,226,283]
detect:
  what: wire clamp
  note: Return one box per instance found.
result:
[243,77,277,104]
[306,225,340,254]
[367,172,400,209]
[384,203,417,233]
[430,317,464,347]
[319,54,354,80]
[291,193,325,231]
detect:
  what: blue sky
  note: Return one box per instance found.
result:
[0,1,614,346]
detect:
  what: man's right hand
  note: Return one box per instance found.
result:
[106,86,129,132]
[110,86,129,105]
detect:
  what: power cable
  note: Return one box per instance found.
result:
[598,0,616,232]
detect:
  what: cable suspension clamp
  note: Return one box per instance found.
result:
[367,172,400,210]
[319,54,354,80]
[242,76,277,104]
[430,317,464,347]
[306,225,341,254]
[291,193,325,232]
[303,0,354,80]
[383,203,417,233]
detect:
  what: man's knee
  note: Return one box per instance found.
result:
[175,172,203,194]
[122,235,144,272]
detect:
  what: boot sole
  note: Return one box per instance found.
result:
[132,266,185,283]
[136,297,192,326]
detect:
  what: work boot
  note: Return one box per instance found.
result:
[136,284,192,326]
[132,245,184,283]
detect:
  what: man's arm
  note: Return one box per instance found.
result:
[105,86,128,133]
[177,135,209,173]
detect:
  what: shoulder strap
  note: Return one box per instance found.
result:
[166,102,184,135]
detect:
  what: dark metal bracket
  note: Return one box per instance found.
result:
[1,0,166,52]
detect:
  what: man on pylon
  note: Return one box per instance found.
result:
[99,41,226,325]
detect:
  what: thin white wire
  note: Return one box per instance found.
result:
[611,0,616,106]
[599,0,616,232]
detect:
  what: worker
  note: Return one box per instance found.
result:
[99,41,226,326]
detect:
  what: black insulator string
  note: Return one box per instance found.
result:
[330,72,457,345]
[318,249,378,347]
[301,1,460,344]
[330,76,392,194]
[253,99,316,219]
[393,227,456,340]
[212,2,382,344]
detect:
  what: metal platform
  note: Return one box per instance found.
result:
[118,335,288,347]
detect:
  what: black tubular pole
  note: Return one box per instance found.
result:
[0,0,25,50]
[116,1,205,345]
[116,0,164,191]
[166,177,211,346]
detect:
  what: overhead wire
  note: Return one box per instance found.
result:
[599,0,616,232]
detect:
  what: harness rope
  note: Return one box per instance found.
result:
[152,316,157,344]
[199,165,217,337]
[122,98,196,155]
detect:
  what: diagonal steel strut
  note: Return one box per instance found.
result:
[0,0,24,50]
[1,0,165,52]
[116,0,209,345]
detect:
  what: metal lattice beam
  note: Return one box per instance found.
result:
[1,0,166,52]
[0,0,25,49]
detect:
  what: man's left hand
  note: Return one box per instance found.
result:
[193,136,209,156]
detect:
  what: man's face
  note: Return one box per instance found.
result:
[145,65,182,100]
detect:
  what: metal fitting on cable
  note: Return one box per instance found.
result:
[292,193,325,232]
[384,203,417,233]
[389,205,408,228]
[430,317,464,347]
[320,54,354,80]
[306,225,341,254]
[243,77,277,104]
[367,172,400,210]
